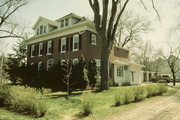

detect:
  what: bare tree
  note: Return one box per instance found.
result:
[0,0,30,39]
[0,53,4,82]
[158,47,180,86]
[88,0,159,90]
[115,11,150,48]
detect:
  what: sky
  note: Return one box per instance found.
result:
[0,0,179,55]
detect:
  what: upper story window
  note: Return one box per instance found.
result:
[61,20,64,28]
[73,35,79,51]
[37,28,39,35]
[38,43,43,56]
[40,25,43,34]
[65,19,69,26]
[91,34,97,45]
[73,58,79,65]
[61,37,66,53]
[38,62,43,72]
[47,41,52,54]
[117,66,123,77]
[44,26,46,33]
[47,59,54,71]
[31,44,35,57]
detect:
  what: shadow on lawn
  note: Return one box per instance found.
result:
[47,92,83,99]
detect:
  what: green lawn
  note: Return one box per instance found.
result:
[0,85,178,120]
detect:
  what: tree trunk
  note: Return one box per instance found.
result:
[172,73,176,86]
[100,38,110,90]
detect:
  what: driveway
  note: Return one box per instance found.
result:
[104,84,180,120]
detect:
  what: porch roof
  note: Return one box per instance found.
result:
[111,59,144,68]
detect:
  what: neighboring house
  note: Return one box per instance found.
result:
[25,13,143,85]
[158,60,180,79]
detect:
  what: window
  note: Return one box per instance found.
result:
[91,34,97,45]
[124,65,128,70]
[73,58,78,65]
[73,35,79,51]
[61,37,66,52]
[61,20,64,28]
[40,25,43,34]
[37,28,39,35]
[44,26,46,33]
[38,43,43,56]
[47,41,52,54]
[38,62,43,72]
[31,45,35,57]
[65,19,69,26]
[95,59,101,72]
[117,66,123,77]
[47,59,54,71]
[61,59,66,65]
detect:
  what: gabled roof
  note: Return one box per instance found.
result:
[56,13,83,22]
[32,16,58,30]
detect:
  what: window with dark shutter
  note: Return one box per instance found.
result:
[52,41,54,53]
[36,44,39,56]
[66,38,69,51]
[61,38,66,53]
[59,39,61,52]
[44,42,47,55]
[70,37,73,51]
[73,35,79,51]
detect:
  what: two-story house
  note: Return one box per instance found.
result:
[25,13,143,85]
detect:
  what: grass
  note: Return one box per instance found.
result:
[0,83,179,120]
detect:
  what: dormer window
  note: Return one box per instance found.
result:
[65,19,69,26]
[44,26,46,33]
[37,28,39,35]
[61,20,64,28]
[40,25,43,34]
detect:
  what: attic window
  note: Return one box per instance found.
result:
[65,19,69,26]
[37,28,39,35]
[40,25,43,34]
[44,26,46,33]
[61,20,64,28]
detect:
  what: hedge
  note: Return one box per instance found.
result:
[0,84,48,117]
[114,83,167,106]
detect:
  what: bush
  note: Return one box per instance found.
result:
[123,87,134,104]
[113,83,167,106]
[145,84,160,97]
[114,89,125,106]
[81,92,95,116]
[133,86,147,101]
[157,83,168,95]
[0,84,47,117]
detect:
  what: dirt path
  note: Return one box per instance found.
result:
[104,88,180,120]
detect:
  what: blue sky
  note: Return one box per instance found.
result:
[0,0,179,54]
